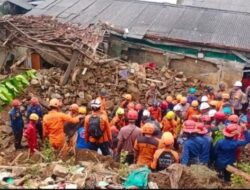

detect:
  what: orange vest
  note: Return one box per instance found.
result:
[161,118,177,137]
[186,107,200,120]
[148,107,162,122]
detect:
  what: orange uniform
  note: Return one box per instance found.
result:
[151,148,179,170]
[84,112,112,144]
[110,115,125,129]
[161,118,177,137]
[43,110,79,149]
[134,136,159,166]
[148,107,162,122]
[186,107,200,120]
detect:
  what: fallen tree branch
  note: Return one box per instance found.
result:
[226,165,250,182]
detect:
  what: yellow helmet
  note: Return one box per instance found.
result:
[116,107,125,115]
[161,132,174,145]
[166,111,175,120]
[29,113,39,121]
[78,106,87,114]
[176,94,182,101]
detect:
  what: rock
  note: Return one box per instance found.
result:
[148,182,159,189]
[12,167,27,177]
[65,93,71,98]
[31,79,39,85]
[0,125,12,135]
[53,165,68,178]
[51,93,62,99]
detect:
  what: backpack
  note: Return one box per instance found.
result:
[88,115,103,139]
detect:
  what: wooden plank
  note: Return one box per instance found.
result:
[60,50,80,85]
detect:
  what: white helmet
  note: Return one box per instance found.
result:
[142,110,150,117]
[234,81,242,87]
[208,109,216,118]
[200,102,210,111]
[201,96,208,102]
[90,99,101,108]
[173,104,183,112]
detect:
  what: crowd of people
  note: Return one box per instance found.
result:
[8,80,250,182]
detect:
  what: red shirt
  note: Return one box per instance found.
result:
[24,121,38,152]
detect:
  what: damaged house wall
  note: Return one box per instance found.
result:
[108,34,245,88]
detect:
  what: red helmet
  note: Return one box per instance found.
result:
[201,115,211,122]
[215,112,225,121]
[135,104,143,111]
[183,120,196,133]
[196,122,208,135]
[228,115,239,123]
[12,99,21,107]
[30,97,39,105]
[127,110,138,120]
[160,101,168,109]
[223,124,239,137]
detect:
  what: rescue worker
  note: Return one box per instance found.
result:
[97,88,107,114]
[230,81,245,115]
[196,122,212,165]
[179,97,190,119]
[9,99,24,150]
[141,110,161,138]
[199,102,210,116]
[85,99,112,156]
[43,98,80,150]
[160,101,168,119]
[173,104,184,136]
[211,112,226,146]
[228,115,239,125]
[76,107,90,151]
[200,95,208,103]
[148,100,161,122]
[176,94,182,104]
[117,110,142,164]
[206,86,215,102]
[166,96,174,111]
[26,97,43,141]
[68,104,79,117]
[134,123,159,167]
[209,100,218,112]
[217,82,227,98]
[213,124,250,182]
[24,113,39,153]
[161,111,177,137]
[180,120,203,165]
[151,132,179,171]
[111,107,125,130]
[186,100,200,120]
[187,87,197,104]
[135,103,144,127]
[220,93,234,115]
[145,83,161,106]
[112,94,132,117]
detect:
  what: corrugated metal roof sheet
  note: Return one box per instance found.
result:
[181,0,250,14]
[27,0,250,52]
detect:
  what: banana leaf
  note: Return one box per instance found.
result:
[0,85,13,104]
[4,80,19,94]
[25,69,37,79]
[15,75,29,86]
[8,78,24,91]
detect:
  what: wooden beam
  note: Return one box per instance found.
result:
[60,50,80,85]
[226,165,250,182]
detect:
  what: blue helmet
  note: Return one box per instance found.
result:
[189,87,197,94]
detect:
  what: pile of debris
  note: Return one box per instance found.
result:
[27,63,205,113]
[0,148,226,189]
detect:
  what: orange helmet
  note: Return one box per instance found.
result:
[191,100,199,107]
[222,93,230,100]
[228,114,239,123]
[141,123,155,135]
[180,97,187,104]
[49,98,60,108]
[166,96,173,103]
[127,102,135,110]
[30,97,39,105]
[12,99,21,107]
[161,132,174,146]
[176,94,182,101]
[69,104,79,112]
[209,100,218,107]
[123,94,132,101]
